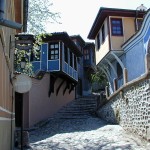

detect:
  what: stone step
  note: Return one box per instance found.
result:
[51,95,98,120]
[62,102,94,106]
[59,105,96,112]
[53,114,91,119]
[62,109,95,113]
[65,99,97,105]
[63,105,96,109]
[55,110,92,115]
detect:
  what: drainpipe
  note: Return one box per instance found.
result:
[0,0,22,29]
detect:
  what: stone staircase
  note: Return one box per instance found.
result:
[52,95,98,119]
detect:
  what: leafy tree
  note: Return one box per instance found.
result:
[91,68,108,86]
[27,0,60,34]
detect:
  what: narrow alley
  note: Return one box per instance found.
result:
[29,115,149,150]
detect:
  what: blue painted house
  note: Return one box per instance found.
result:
[14,32,96,128]
[88,6,148,96]
[32,32,82,83]
[122,9,150,80]
[71,35,96,96]
[83,42,96,95]
[15,32,85,128]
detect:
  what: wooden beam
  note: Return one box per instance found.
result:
[56,80,65,96]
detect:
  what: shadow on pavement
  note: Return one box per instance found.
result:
[29,116,108,143]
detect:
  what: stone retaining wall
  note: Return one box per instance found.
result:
[97,77,150,141]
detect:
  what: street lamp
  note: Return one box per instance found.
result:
[13,74,32,150]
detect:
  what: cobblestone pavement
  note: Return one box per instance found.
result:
[29,116,149,150]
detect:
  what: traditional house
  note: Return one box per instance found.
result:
[122,9,150,81]
[15,32,83,128]
[15,32,96,129]
[88,6,147,96]
[0,0,27,149]
[90,7,150,142]
[71,35,96,96]
[83,42,96,94]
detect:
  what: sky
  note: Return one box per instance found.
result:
[45,0,150,42]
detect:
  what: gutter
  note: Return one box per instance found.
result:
[0,0,22,29]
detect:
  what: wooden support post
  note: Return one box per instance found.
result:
[145,53,150,73]
[105,86,109,98]
[123,68,128,84]
[113,78,117,91]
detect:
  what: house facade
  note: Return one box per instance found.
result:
[88,6,147,95]
[0,0,27,149]
[94,8,150,141]
[15,32,82,128]
[71,35,96,96]
[15,32,96,128]
[82,42,96,95]
[122,9,150,80]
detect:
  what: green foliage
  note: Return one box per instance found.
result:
[91,69,108,86]
[14,33,50,76]
[32,33,51,58]
[28,0,61,34]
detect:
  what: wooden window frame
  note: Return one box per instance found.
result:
[117,62,122,78]
[48,42,59,60]
[84,49,89,60]
[111,18,123,36]
[70,51,73,67]
[64,45,68,63]
[74,55,77,70]
[96,33,100,50]
[136,18,143,31]
[102,24,105,43]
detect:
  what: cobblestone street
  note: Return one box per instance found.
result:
[29,116,149,150]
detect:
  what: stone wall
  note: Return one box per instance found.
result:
[97,76,150,141]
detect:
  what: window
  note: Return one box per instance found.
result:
[48,42,59,60]
[74,41,82,51]
[136,19,143,31]
[102,24,105,43]
[84,49,89,60]
[111,18,123,36]
[70,51,73,67]
[117,62,122,78]
[64,45,68,63]
[74,55,77,70]
[92,50,95,63]
[96,33,100,50]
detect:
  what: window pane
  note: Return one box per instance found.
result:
[49,42,59,60]
[116,21,120,24]
[111,18,123,36]
[64,46,68,63]
[50,45,54,49]
[55,50,58,54]
[87,55,89,60]
[51,50,54,54]
[70,51,73,67]
[55,44,59,48]
[113,27,117,30]
[112,20,116,24]
[51,55,54,59]
[74,55,77,70]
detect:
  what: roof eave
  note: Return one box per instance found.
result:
[88,7,146,39]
